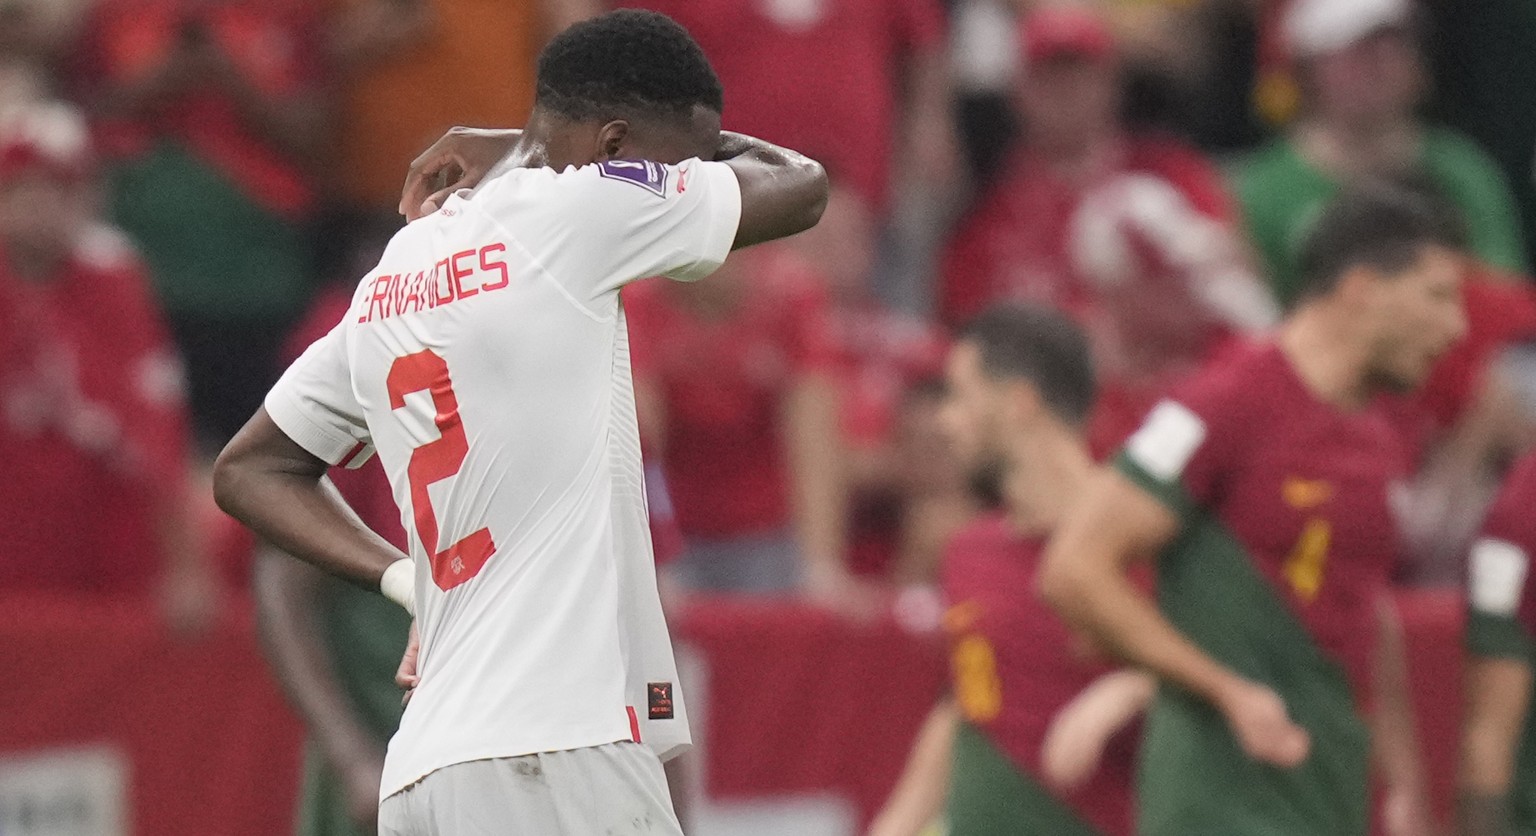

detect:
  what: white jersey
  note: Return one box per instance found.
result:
[264,156,742,799]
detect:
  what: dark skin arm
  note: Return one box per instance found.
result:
[709,130,829,248]
[213,408,406,590]
[253,546,385,830]
[398,128,828,249]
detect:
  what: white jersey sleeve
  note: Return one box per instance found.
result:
[470,157,742,304]
[263,319,374,467]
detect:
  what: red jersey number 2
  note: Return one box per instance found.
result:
[387,350,496,591]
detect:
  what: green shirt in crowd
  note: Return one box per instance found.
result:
[1230,128,1528,307]
[110,143,311,320]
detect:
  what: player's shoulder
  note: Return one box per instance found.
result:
[477,158,705,206]
[1166,340,1279,417]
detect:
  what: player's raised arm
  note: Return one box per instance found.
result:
[1038,468,1312,769]
[712,131,828,249]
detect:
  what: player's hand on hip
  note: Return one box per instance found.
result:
[1217,679,1311,768]
[400,127,522,221]
[396,621,420,706]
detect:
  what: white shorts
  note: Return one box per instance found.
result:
[377,741,683,835]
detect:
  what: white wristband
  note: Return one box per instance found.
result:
[380,559,416,616]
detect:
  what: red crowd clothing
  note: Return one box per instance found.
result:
[281,287,408,550]
[624,0,945,207]
[942,135,1251,457]
[1159,342,1408,699]
[940,514,1136,836]
[0,228,190,594]
[79,0,326,218]
[1381,269,1536,465]
[940,136,1237,328]
[826,303,947,576]
[828,304,948,449]
[623,252,836,541]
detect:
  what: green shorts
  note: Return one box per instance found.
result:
[947,721,1103,836]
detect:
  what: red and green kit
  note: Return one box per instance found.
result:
[941,515,1136,836]
[1116,342,1407,835]
[1465,451,1536,834]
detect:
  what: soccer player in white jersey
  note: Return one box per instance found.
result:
[212,10,828,834]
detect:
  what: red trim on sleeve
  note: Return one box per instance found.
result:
[336,441,368,469]
[627,706,643,743]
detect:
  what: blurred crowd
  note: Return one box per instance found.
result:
[6,0,1536,623]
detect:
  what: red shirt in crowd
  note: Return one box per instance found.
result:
[941,514,1136,836]
[1150,342,1407,699]
[624,251,836,541]
[0,228,189,595]
[826,303,947,575]
[625,0,944,207]
[942,135,1255,455]
[79,0,325,218]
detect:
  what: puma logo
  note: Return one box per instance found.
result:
[1283,477,1335,510]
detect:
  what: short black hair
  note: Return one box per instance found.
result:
[1293,181,1464,301]
[959,303,1096,426]
[535,10,724,123]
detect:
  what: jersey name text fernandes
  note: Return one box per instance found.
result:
[265,157,743,799]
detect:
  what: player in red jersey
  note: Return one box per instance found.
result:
[1042,184,1461,835]
[1459,449,1536,836]
[873,305,1149,836]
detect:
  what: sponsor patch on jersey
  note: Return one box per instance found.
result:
[1470,538,1529,616]
[648,682,674,720]
[598,160,669,197]
[1126,399,1207,483]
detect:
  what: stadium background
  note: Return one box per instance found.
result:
[0,0,1531,832]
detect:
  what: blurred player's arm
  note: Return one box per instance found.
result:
[1403,358,1533,570]
[782,370,853,602]
[1372,595,1432,836]
[869,698,959,836]
[1459,655,1532,836]
[1039,468,1310,767]
[109,262,219,635]
[1040,669,1155,791]
[156,477,218,635]
[215,411,410,601]
[254,546,384,829]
